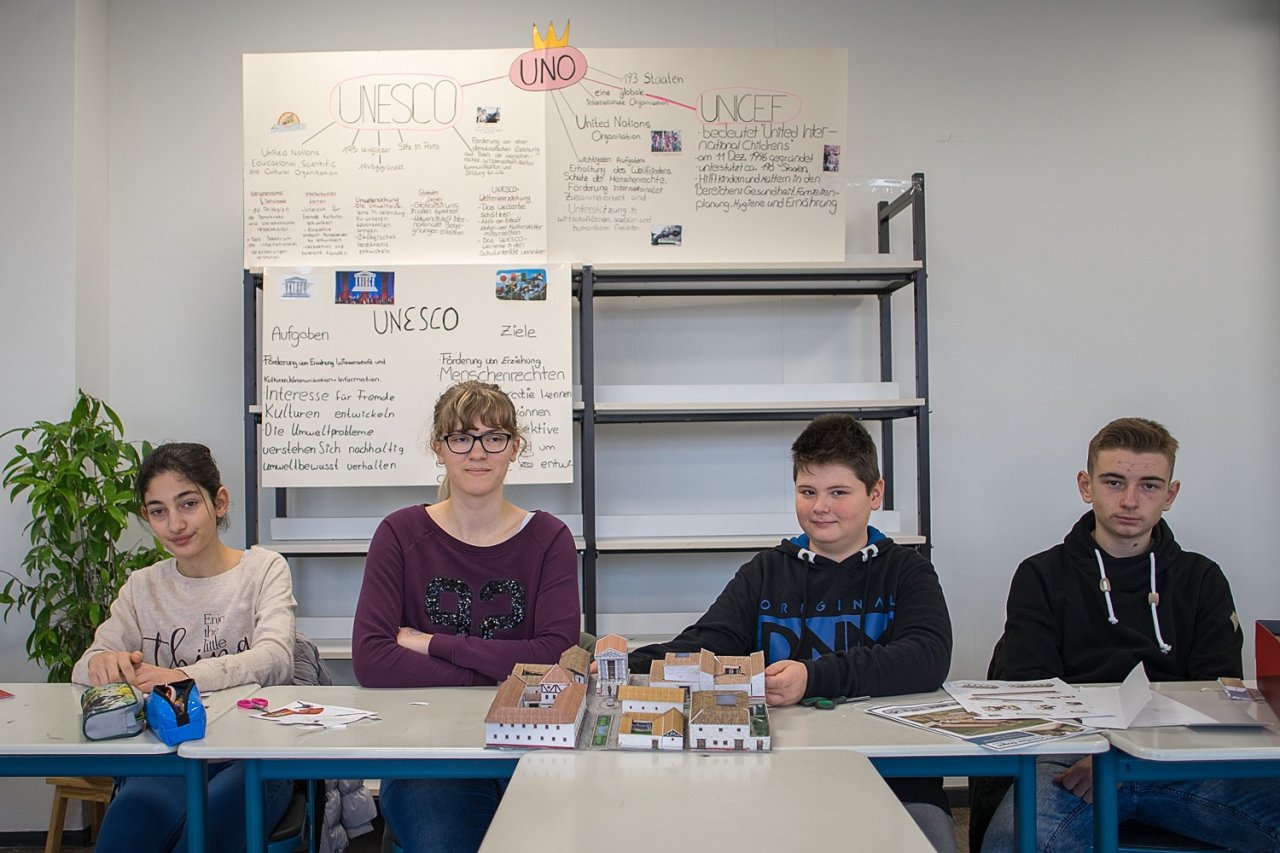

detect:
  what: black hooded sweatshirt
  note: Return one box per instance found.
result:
[629,530,953,811]
[988,511,1242,684]
[971,511,1243,849]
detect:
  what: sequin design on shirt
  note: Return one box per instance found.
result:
[424,577,527,638]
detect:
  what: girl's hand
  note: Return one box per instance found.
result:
[397,626,433,656]
[87,650,143,686]
[133,664,190,695]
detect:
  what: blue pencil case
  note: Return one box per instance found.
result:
[146,678,206,746]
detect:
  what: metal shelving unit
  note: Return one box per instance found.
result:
[242,172,930,641]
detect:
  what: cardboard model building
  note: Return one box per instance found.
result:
[593,633,629,699]
[688,690,770,751]
[649,649,766,698]
[484,664,589,749]
[616,684,687,750]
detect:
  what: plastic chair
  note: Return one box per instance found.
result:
[267,780,316,853]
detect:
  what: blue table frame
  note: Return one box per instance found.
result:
[1092,749,1280,852]
[241,756,518,853]
[0,751,209,852]
[870,753,1039,852]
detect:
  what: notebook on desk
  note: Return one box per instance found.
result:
[1258,620,1280,719]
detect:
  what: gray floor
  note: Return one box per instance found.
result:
[4,807,970,852]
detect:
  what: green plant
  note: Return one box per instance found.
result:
[1,390,167,682]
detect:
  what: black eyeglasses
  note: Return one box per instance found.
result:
[440,432,514,454]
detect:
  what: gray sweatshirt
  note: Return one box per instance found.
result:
[72,546,296,691]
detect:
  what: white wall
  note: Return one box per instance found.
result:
[0,0,102,832]
[0,0,1276,828]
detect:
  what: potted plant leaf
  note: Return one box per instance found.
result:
[1,390,168,682]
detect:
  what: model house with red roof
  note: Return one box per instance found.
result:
[484,665,589,749]
[648,649,766,699]
[688,690,770,751]
[616,684,687,750]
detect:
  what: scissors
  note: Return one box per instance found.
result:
[236,697,269,710]
[801,694,870,710]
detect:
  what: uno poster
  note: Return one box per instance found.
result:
[243,31,846,266]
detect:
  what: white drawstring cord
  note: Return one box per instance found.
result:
[1093,548,1172,653]
[1094,550,1119,625]
[1149,552,1172,653]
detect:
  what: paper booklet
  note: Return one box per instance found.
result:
[943,677,1098,720]
[252,700,380,728]
[948,664,1275,731]
[868,700,1097,751]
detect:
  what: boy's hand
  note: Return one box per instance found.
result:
[87,650,143,686]
[763,659,808,706]
[1053,756,1094,803]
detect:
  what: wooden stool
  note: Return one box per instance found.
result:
[45,776,113,853]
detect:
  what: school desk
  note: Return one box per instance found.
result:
[1093,681,1280,852]
[0,681,256,853]
[479,749,934,852]
[177,684,522,853]
[767,690,1112,853]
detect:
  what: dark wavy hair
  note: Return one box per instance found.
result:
[136,442,229,530]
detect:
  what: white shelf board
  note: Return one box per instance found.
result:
[577,259,922,275]
[600,533,925,550]
[268,512,919,553]
[594,397,924,413]
[298,612,706,660]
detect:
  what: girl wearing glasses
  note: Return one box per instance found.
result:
[352,380,580,853]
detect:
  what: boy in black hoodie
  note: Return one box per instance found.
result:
[976,417,1280,852]
[629,414,956,852]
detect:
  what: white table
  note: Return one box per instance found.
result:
[480,749,934,852]
[1093,681,1280,853]
[0,682,254,853]
[179,684,525,853]
[767,691,1112,853]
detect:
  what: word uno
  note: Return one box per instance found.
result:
[509,46,588,92]
[331,74,460,130]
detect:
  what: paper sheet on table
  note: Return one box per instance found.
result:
[1134,689,1274,727]
[943,677,1098,719]
[1078,665,1274,728]
[253,701,379,728]
[1077,663,1152,729]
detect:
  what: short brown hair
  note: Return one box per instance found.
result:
[430,381,522,500]
[1087,417,1178,475]
[791,414,880,492]
[431,380,520,441]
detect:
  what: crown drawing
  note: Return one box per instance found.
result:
[532,20,570,50]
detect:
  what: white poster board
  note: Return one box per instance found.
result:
[547,48,847,263]
[243,41,846,265]
[260,264,573,487]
